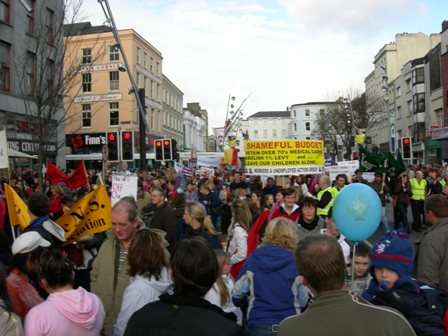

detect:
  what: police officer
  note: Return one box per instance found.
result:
[409,171,427,232]
[317,175,336,219]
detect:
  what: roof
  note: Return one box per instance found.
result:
[290,102,338,107]
[64,22,112,37]
[248,111,290,119]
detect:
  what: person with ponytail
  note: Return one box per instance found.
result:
[205,250,242,325]
[182,202,221,249]
[227,199,252,279]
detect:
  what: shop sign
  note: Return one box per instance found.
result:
[74,93,122,104]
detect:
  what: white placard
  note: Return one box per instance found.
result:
[326,165,355,182]
[362,172,376,183]
[111,173,138,206]
[0,130,9,169]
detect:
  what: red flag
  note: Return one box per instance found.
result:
[46,162,68,184]
[46,161,88,190]
[66,161,88,190]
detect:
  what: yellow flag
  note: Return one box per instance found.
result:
[57,185,112,242]
[355,133,365,145]
[4,183,30,230]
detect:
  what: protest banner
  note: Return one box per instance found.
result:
[244,139,324,175]
[111,173,138,205]
[57,184,111,242]
[4,183,30,230]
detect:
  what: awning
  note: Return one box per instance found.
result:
[7,148,38,159]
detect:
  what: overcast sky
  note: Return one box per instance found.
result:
[81,0,448,130]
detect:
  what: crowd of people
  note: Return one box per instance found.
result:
[0,163,447,335]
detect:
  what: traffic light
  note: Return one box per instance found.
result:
[402,137,411,159]
[171,139,178,161]
[155,139,163,161]
[163,139,172,160]
[107,132,119,161]
[121,131,134,161]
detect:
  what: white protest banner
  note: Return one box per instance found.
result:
[0,130,9,169]
[111,173,138,205]
[326,165,354,182]
[362,172,376,183]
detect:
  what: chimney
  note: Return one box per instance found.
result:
[442,20,448,32]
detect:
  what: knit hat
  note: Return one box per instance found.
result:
[369,230,414,278]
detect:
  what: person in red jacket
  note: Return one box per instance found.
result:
[270,188,300,222]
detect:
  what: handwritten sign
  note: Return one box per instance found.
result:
[111,173,138,205]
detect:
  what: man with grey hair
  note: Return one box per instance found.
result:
[91,197,141,335]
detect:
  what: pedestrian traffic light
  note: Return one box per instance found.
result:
[121,131,134,161]
[171,139,178,161]
[163,139,172,161]
[402,137,411,159]
[107,132,119,161]
[155,139,163,161]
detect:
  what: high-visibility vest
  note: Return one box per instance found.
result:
[317,187,335,216]
[440,179,446,188]
[410,178,427,201]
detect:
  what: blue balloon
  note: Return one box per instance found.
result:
[333,183,382,241]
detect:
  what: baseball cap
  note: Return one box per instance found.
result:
[12,231,51,255]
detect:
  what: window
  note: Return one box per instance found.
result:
[28,1,36,33]
[435,109,443,127]
[413,93,425,113]
[150,57,153,72]
[150,79,153,98]
[406,78,411,91]
[253,130,258,139]
[82,73,91,92]
[46,8,55,44]
[143,52,147,68]
[407,100,412,116]
[396,106,402,119]
[109,46,119,61]
[25,52,36,96]
[136,47,140,64]
[293,110,296,117]
[412,67,424,85]
[272,129,277,138]
[156,83,160,101]
[0,0,11,24]
[305,122,311,131]
[293,123,297,131]
[397,130,402,140]
[82,48,92,64]
[0,42,11,91]
[156,62,160,75]
[396,86,401,97]
[306,137,311,140]
[109,102,119,126]
[81,104,91,128]
[263,129,268,138]
[305,109,311,117]
[109,71,119,91]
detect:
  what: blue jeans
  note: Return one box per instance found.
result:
[248,325,279,336]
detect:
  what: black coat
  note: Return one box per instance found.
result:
[124,293,245,336]
[181,226,221,249]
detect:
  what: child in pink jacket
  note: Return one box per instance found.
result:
[24,249,104,336]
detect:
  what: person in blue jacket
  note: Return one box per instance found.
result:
[232,217,309,336]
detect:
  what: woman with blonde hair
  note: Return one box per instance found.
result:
[227,199,252,279]
[182,202,221,249]
[232,218,309,336]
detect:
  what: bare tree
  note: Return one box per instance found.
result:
[13,0,105,188]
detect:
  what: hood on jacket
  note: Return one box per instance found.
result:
[132,267,173,294]
[250,244,295,274]
[48,287,103,330]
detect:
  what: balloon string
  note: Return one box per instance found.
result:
[351,242,357,289]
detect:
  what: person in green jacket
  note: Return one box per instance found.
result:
[279,235,416,336]
[91,197,141,336]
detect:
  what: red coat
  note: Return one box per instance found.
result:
[270,204,301,222]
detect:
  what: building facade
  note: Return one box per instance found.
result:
[365,33,440,152]
[245,111,290,140]
[288,102,337,139]
[161,74,183,146]
[0,0,65,166]
[64,22,168,165]
[183,102,208,152]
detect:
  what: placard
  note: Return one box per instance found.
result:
[111,174,138,206]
